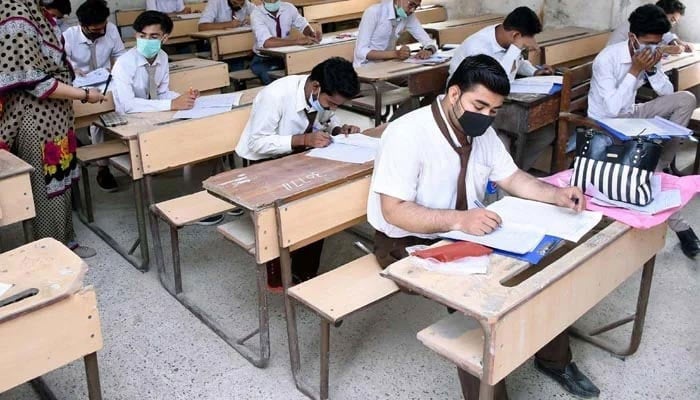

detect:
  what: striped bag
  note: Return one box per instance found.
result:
[570,127,662,206]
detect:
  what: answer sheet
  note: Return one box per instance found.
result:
[442,223,545,255]
[172,92,242,119]
[306,134,380,164]
[73,68,110,88]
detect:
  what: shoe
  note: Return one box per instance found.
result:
[72,245,97,259]
[227,208,244,217]
[534,360,600,398]
[677,228,700,259]
[195,214,224,226]
[96,168,118,193]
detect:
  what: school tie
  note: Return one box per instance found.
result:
[385,19,399,51]
[268,13,282,37]
[88,42,97,70]
[304,111,318,133]
[431,100,471,211]
[146,65,158,100]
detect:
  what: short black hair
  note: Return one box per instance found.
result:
[133,10,173,35]
[76,0,110,26]
[655,0,685,15]
[503,6,542,37]
[629,4,671,37]
[310,57,360,99]
[44,0,72,16]
[447,55,510,97]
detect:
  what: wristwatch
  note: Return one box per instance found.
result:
[80,88,89,104]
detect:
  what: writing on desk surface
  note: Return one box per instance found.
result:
[282,171,323,191]
[219,173,251,187]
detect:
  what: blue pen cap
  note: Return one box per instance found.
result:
[486,181,498,194]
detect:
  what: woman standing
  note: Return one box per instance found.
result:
[0,0,105,257]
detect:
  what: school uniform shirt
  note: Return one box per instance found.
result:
[63,23,126,73]
[448,24,537,81]
[146,0,185,13]
[367,97,518,239]
[354,0,437,67]
[250,2,309,55]
[199,0,256,24]
[606,21,677,47]
[587,41,673,120]
[111,47,180,114]
[235,74,341,161]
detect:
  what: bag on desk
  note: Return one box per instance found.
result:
[570,127,662,206]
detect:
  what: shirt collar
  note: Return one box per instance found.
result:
[295,74,312,112]
[488,24,507,54]
[435,95,470,147]
[381,0,397,21]
[135,49,162,67]
[77,28,93,44]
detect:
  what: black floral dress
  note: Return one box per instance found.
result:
[0,0,79,245]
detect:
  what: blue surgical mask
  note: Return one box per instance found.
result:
[395,5,408,20]
[308,89,327,113]
[136,38,162,59]
[264,0,281,13]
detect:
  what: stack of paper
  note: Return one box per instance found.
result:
[404,53,452,65]
[596,117,692,140]
[172,92,243,119]
[510,76,563,95]
[306,134,380,164]
[586,179,681,214]
[73,67,110,88]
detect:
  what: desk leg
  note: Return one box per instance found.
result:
[478,320,496,400]
[372,82,383,127]
[211,38,220,61]
[84,352,103,400]
[29,378,57,400]
[570,256,656,359]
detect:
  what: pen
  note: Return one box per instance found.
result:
[473,199,487,209]
[101,74,112,103]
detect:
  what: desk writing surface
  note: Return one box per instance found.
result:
[203,152,372,211]
[661,48,700,70]
[535,27,591,45]
[423,14,503,30]
[189,26,253,39]
[0,150,33,180]
[355,60,450,82]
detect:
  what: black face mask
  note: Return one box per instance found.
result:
[229,3,242,12]
[82,28,105,41]
[452,97,494,138]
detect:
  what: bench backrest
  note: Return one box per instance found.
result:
[559,61,593,115]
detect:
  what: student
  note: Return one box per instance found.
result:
[146,0,191,15]
[607,0,693,54]
[588,4,698,259]
[368,54,599,400]
[199,0,255,31]
[250,0,320,85]
[42,0,72,30]
[354,0,437,67]
[235,57,361,288]
[64,0,126,192]
[448,6,555,171]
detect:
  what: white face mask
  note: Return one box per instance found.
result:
[499,44,523,82]
[632,35,659,54]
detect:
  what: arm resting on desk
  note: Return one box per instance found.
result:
[497,170,585,212]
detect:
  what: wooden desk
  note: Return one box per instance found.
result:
[259,31,356,74]
[115,3,208,33]
[302,0,376,24]
[73,58,230,129]
[493,92,561,168]
[424,14,504,46]
[0,238,103,399]
[662,48,700,91]
[414,5,448,25]
[383,221,666,398]
[534,27,610,67]
[290,0,343,7]
[0,150,34,242]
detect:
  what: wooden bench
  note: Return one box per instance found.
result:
[288,254,399,399]
[0,150,35,243]
[423,14,505,46]
[534,27,610,67]
[229,70,260,91]
[351,86,412,123]
[0,238,103,399]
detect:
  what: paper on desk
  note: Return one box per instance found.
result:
[510,81,554,94]
[175,12,202,19]
[306,142,377,164]
[487,197,602,242]
[73,67,110,87]
[172,92,242,119]
[404,53,452,65]
[0,282,12,298]
[586,179,681,215]
[442,222,544,255]
[515,75,564,85]
[308,33,357,46]
[332,134,380,149]
[596,117,691,138]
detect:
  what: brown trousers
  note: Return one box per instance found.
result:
[373,231,572,400]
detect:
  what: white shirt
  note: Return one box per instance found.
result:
[368,98,518,239]
[63,23,126,73]
[235,74,341,161]
[199,0,256,24]
[353,0,437,67]
[449,24,537,81]
[146,0,186,13]
[588,41,673,120]
[607,21,677,47]
[250,2,309,55]
[111,48,180,114]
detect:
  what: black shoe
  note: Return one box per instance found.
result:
[96,168,118,192]
[194,214,224,226]
[534,360,600,398]
[676,228,700,259]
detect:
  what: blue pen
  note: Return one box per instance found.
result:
[473,199,501,229]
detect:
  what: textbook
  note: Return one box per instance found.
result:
[596,117,692,141]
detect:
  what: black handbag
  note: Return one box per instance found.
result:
[570,127,662,206]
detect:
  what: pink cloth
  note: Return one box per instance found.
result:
[543,170,700,229]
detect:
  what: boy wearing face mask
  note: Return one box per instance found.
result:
[369,55,599,400]
[64,0,126,192]
[353,0,437,67]
[589,4,699,259]
[607,0,693,55]
[235,57,361,288]
[250,0,320,85]
[199,0,255,31]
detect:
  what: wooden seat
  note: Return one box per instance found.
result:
[350,87,412,124]
[417,313,485,379]
[76,141,129,164]
[288,254,399,323]
[153,190,236,227]
[229,69,260,90]
[218,217,255,255]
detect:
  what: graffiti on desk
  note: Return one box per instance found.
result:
[282,171,324,191]
[219,173,251,188]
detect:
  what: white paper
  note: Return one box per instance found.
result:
[442,222,545,255]
[486,196,602,243]
[176,12,202,19]
[404,54,451,65]
[171,93,242,119]
[597,117,692,137]
[586,180,681,215]
[332,134,380,149]
[306,142,377,164]
[510,81,554,94]
[309,33,357,46]
[73,67,110,87]
[515,75,564,85]
[0,282,12,298]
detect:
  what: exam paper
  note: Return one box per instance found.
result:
[515,75,564,85]
[332,134,380,149]
[175,12,202,19]
[404,54,452,65]
[597,117,692,137]
[306,143,377,164]
[442,222,545,255]
[586,179,681,215]
[172,92,242,119]
[73,68,110,87]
